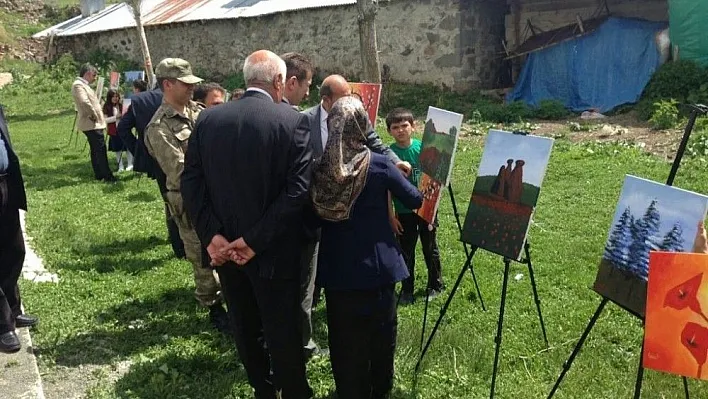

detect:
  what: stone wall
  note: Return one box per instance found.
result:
[53,0,507,90]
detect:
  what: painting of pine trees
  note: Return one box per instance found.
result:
[593,175,708,318]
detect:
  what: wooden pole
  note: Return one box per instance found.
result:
[129,0,156,89]
[356,0,381,83]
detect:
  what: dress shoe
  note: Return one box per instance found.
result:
[208,304,230,335]
[0,331,21,353]
[16,314,38,328]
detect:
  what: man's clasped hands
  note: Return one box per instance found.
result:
[207,234,256,266]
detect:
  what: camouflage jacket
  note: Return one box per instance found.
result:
[145,100,203,217]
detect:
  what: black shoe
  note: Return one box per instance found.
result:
[209,304,230,334]
[398,291,415,306]
[0,331,20,353]
[103,175,118,183]
[16,314,38,328]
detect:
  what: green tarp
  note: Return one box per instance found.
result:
[669,0,708,66]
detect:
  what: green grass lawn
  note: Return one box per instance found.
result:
[5,81,708,397]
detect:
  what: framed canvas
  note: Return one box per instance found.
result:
[416,106,463,224]
[460,130,554,260]
[644,251,708,380]
[349,83,382,127]
[593,175,708,317]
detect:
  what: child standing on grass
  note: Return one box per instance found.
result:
[386,108,444,305]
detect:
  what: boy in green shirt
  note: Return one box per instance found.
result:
[386,108,444,305]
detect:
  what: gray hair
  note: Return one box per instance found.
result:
[243,51,286,85]
[79,63,97,78]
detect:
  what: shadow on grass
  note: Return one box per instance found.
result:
[112,350,246,398]
[51,287,228,367]
[126,191,158,203]
[21,158,95,191]
[8,108,75,123]
[58,235,172,274]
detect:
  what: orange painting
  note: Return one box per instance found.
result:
[349,83,382,126]
[644,251,708,380]
[416,172,442,225]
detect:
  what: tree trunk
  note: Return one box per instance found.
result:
[356,0,381,83]
[130,0,156,89]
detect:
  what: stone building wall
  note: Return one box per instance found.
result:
[53,0,507,90]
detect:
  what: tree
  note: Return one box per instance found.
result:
[604,207,633,269]
[357,0,381,83]
[660,222,685,252]
[128,0,156,89]
[627,200,661,280]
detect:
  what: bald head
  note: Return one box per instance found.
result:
[320,74,351,112]
[243,49,287,103]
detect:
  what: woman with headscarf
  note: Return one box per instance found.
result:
[311,97,422,399]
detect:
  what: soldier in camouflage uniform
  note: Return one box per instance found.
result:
[144,58,229,333]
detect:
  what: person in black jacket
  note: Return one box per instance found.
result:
[182,50,313,399]
[116,88,186,259]
[0,105,38,353]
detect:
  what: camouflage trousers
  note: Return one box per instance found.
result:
[173,212,222,307]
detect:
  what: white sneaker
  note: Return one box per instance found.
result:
[126,164,134,171]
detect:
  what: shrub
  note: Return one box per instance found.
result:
[649,99,680,130]
[638,60,708,120]
[535,99,570,120]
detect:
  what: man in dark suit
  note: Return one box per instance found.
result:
[280,52,313,109]
[117,87,186,259]
[0,105,38,353]
[182,50,313,398]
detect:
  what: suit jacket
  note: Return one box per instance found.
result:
[0,105,27,211]
[116,89,164,180]
[301,104,401,163]
[182,91,313,279]
[316,153,423,290]
[71,78,106,132]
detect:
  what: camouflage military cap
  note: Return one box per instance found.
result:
[155,58,203,84]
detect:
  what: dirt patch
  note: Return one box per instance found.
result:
[530,111,686,160]
[41,361,133,399]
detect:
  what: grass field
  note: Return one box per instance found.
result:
[4,72,708,397]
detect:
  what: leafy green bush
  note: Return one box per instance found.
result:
[649,99,680,130]
[638,60,708,120]
[84,49,140,75]
[221,73,246,92]
[536,99,570,120]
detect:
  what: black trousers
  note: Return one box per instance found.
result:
[0,178,25,335]
[217,265,311,399]
[83,130,114,180]
[398,213,443,294]
[326,285,398,399]
[155,176,185,259]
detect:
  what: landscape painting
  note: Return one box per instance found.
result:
[593,175,708,318]
[416,106,463,224]
[460,130,554,260]
[644,251,708,380]
[349,83,382,126]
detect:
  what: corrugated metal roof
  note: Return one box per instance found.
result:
[33,0,356,38]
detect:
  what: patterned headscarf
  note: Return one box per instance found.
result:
[311,96,371,221]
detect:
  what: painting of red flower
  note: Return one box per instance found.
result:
[349,83,382,127]
[644,251,708,380]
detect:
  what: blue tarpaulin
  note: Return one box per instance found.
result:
[507,17,668,113]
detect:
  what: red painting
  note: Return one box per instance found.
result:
[110,71,120,89]
[644,251,708,380]
[416,173,443,225]
[349,83,382,126]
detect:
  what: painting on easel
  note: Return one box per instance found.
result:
[460,130,554,260]
[416,106,463,224]
[644,251,708,380]
[593,175,708,317]
[349,83,382,126]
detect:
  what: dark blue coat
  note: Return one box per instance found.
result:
[0,105,26,211]
[116,89,163,179]
[317,154,423,290]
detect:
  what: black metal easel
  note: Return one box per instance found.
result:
[419,183,488,351]
[416,241,549,399]
[547,104,708,399]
